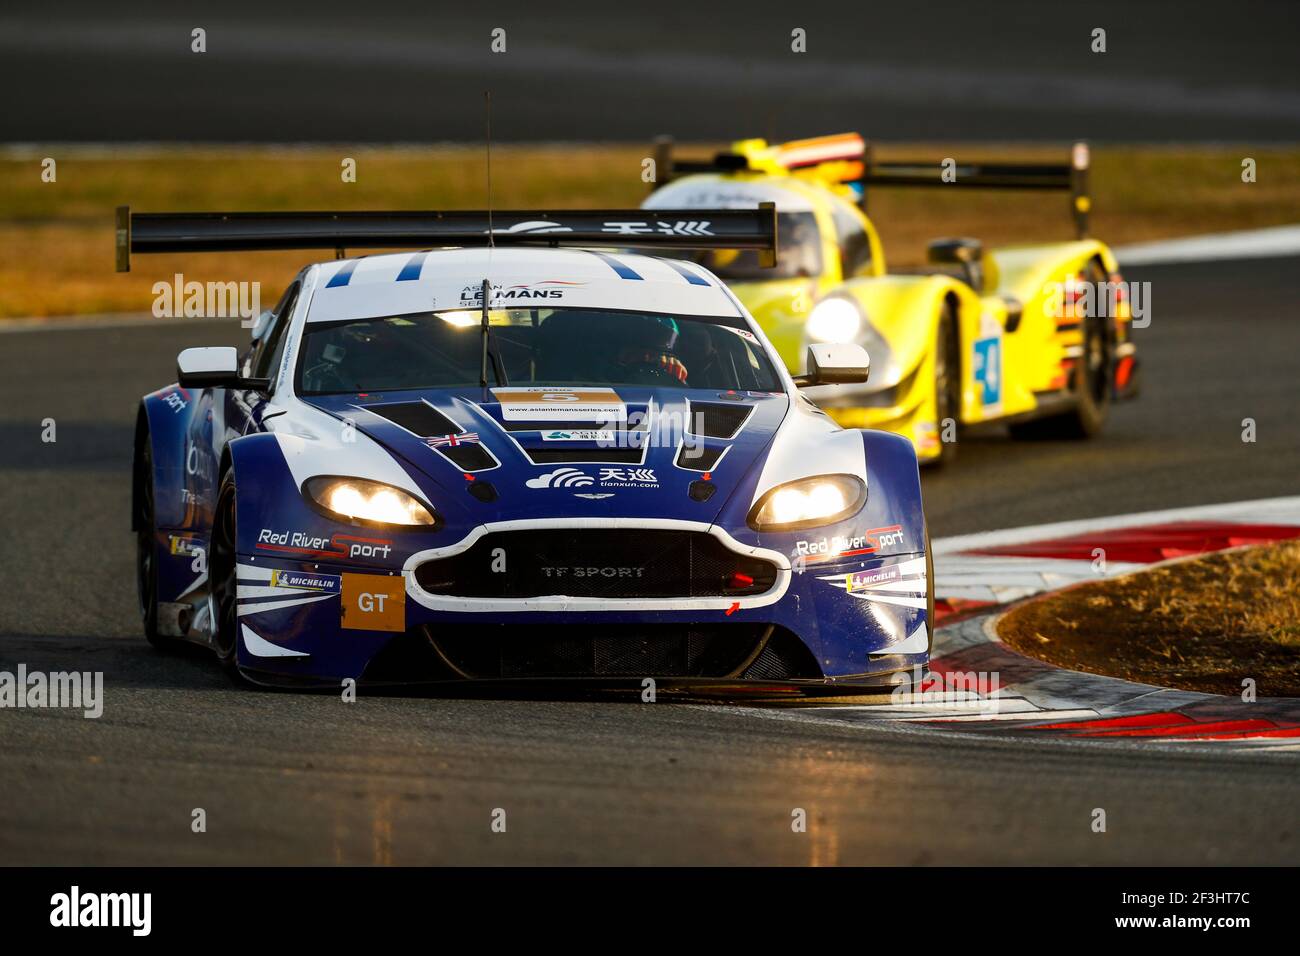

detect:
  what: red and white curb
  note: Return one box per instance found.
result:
[933,496,1300,615]
[762,497,1300,751]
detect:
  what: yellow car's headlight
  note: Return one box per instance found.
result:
[806,296,862,343]
[748,474,866,531]
[304,476,437,528]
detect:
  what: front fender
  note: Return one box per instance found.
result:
[227,432,448,574]
[987,238,1114,306]
[860,428,927,550]
[136,384,200,530]
[227,432,352,560]
[836,273,976,389]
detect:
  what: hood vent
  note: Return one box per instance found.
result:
[439,444,498,471]
[366,401,461,438]
[676,444,726,472]
[363,400,499,473]
[688,402,753,440]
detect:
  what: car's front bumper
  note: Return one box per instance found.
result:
[232,538,931,687]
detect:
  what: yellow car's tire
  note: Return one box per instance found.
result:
[1009,260,1112,440]
[924,304,960,466]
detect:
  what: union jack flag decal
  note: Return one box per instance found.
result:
[426,432,479,448]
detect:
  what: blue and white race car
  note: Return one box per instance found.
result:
[124,206,932,689]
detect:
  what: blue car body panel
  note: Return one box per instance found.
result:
[134,250,932,689]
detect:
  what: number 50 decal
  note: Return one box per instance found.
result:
[972,312,1005,409]
[973,335,1002,408]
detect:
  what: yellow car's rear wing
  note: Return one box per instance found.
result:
[654,134,1092,239]
[862,142,1091,239]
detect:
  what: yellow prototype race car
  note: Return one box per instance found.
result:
[645,134,1140,465]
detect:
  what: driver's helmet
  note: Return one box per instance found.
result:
[612,314,687,383]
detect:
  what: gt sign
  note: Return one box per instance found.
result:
[341,573,405,632]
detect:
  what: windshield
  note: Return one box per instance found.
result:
[296,307,783,395]
[675,211,822,281]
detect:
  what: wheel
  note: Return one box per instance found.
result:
[894,527,936,695]
[925,304,960,466]
[1009,259,1112,440]
[924,527,935,658]
[135,438,168,648]
[210,469,242,674]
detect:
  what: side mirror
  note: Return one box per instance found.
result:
[794,343,870,387]
[177,347,270,391]
[928,237,984,290]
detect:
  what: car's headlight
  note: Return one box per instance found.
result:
[748,474,866,531]
[806,296,862,343]
[806,297,901,388]
[304,476,437,528]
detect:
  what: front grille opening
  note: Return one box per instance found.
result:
[362,624,823,684]
[361,627,459,684]
[741,628,823,681]
[426,623,820,680]
[413,529,779,599]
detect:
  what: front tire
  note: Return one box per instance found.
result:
[924,527,935,658]
[210,470,241,673]
[925,305,960,467]
[136,438,168,648]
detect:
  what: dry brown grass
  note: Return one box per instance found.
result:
[3,143,1299,318]
[1000,540,1300,697]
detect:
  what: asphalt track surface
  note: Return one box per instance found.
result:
[4,0,1300,142]
[1,257,1298,864]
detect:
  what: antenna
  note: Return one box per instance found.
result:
[479,277,491,387]
[485,90,494,249]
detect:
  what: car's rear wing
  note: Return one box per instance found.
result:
[859,142,1091,239]
[653,135,1092,239]
[114,204,778,272]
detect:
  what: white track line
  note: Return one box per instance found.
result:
[1116,224,1300,266]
